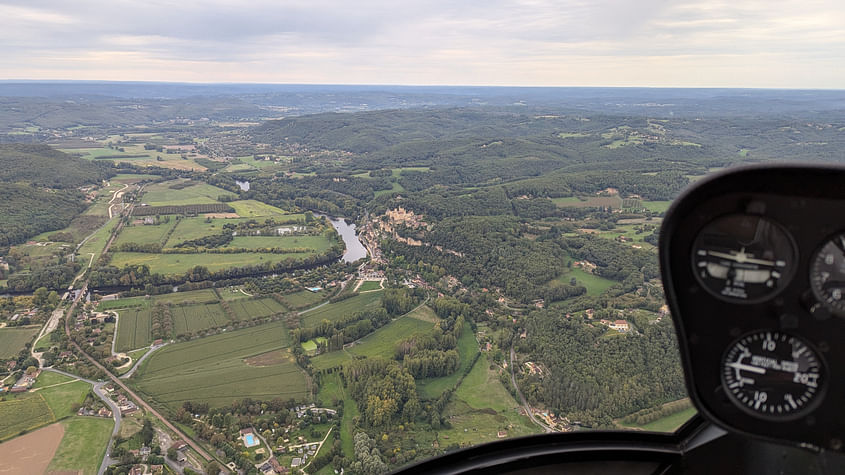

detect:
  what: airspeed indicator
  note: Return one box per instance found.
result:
[722,331,824,420]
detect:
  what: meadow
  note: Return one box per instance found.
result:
[134,321,308,410]
[551,267,617,297]
[139,180,231,206]
[110,251,309,275]
[48,417,114,475]
[299,291,383,328]
[0,326,40,358]
[226,235,333,252]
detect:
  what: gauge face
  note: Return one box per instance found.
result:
[692,214,796,302]
[809,234,845,316]
[722,331,823,419]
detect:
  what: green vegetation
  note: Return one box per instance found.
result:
[226,235,333,251]
[282,289,329,309]
[39,380,91,418]
[554,268,617,297]
[171,303,229,335]
[357,280,382,292]
[110,251,310,275]
[0,395,54,441]
[48,417,114,475]
[634,407,697,432]
[115,307,152,351]
[348,316,434,360]
[416,326,479,400]
[139,180,230,206]
[300,291,383,328]
[227,297,286,320]
[31,371,74,389]
[229,199,294,218]
[0,326,40,358]
[641,200,672,213]
[134,321,308,409]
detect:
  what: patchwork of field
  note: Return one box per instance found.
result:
[0,326,40,359]
[110,251,310,275]
[0,378,89,442]
[134,321,308,409]
[48,417,114,475]
[299,291,383,328]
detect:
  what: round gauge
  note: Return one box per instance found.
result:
[722,331,824,419]
[692,214,796,302]
[809,234,845,316]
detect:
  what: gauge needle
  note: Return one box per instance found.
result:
[707,250,776,266]
[727,361,767,374]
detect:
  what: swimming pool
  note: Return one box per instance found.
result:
[244,433,258,447]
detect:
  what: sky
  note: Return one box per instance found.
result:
[1,0,843,88]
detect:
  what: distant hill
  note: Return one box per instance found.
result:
[0,144,109,188]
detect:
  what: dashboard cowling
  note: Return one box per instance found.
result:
[660,164,845,452]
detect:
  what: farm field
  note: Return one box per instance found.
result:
[300,291,383,328]
[110,251,309,275]
[348,315,434,360]
[98,296,149,310]
[416,324,480,400]
[0,423,65,474]
[114,220,176,246]
[153,288,218,305]
[39,380,91,419]
[134,321,308,410]
[164,216,253,245]
[227,297,286,320]
[77,217,118,263]
[171,303,229,336]
[48,417,114,475]
[551,195,623,209]
[432,354,539,446]
[115,307,152,351]
[552,267,617,297]
[226,234,333,252]
[642,200,672,214]
[218,287,254,301]
[229,199,296,218]
[31,371,74,389]
[139,180,231,206]
[356,280,383,292]
[0,326,40,358]
[282,289,330,309]
[0,394,54,441]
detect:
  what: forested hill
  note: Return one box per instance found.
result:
[0,144,110,188]
[0,144,111,247]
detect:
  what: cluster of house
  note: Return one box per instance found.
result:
[77,405,112,418]
[126,463,163,475]
[104,384,139,415]
[532,409,573,432]
[4,369,40,393]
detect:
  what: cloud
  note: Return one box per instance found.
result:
[0,0,843,87]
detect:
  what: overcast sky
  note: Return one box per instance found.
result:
[1,0,843,88]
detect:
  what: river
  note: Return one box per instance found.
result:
[316,213,368,263]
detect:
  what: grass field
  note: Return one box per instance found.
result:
[77,217,118,264]
[229,200,294,218]
[283,289,329,309]
[552,195,623,209]
[32,371,74,389]
[134,321,308,409]
[48,416,114,475]
[171,303,229,336]
[0,394,54,441]
[301,337,328,353]
[115,307,152,351]
[433,354,539,446]
[642,200,672,213]
[417,324,479,400]
[110,251,310,275]
[357,280,382,292]
[226,235,333,252]
[139,180,231,206]
[164,217,252,246]
[300,291,383,328]
[227,297,286,320]
[619,407,697,432]
[153,289,218,305]
[347,315,434,360]
[552,267,617,297]
[39,380,91,419]
[114,220,177,246]
[0,326,40,358]
[98,297,149,310]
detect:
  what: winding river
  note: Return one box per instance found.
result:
[316,213,368,263]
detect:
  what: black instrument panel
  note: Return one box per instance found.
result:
[660,165,845,452]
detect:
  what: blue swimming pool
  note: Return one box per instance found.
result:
[244,434,257,447]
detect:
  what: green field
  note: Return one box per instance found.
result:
[0,378,89,441]
[134,321,308,409]
[348,315,434,360]
[356,280,382,292]
[0,326,40,358]
[77,217,118,264]
[110,251,310,275]
[300,291,383,328]
[0,394,54,441]
[32,371,74,389]
[226,235,333,252]
[551,195,623,209]
[114,220,176,246]
[227,297,286,320]
[432,354,539,446]
[553,267,617,297]
[139,180,231,206]
[153,289,219,305]
[115,307,152,351]
[417,324,480,400]
[171,303,229,336]
[301,337,328,353]
[642,200,672,213]
[229,199,294,218]
[283,289,329,309]
[164,217,252,246]
[98,297,149,310]
[48,417,114,475]
[620,407,697,433]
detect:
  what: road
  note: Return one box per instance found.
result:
[510,346,554,433]
[120,342,168,379]
[43,368,123,475]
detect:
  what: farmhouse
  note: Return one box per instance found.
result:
[609,320,630,332]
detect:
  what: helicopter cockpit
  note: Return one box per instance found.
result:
[398,164,845,474]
